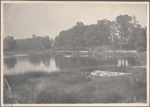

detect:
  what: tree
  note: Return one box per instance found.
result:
[115,15,133,50]
[128,27,140,50]
[135,27,147,52]
[54,15,146,52]
[4,36,16,51]
[109,21,119,51]
[14,35,53,51]
[43,36,52,49]
[32,34,36,38]
[97,19,111,49]
[76,22,84,26]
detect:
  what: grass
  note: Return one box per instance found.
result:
[3,78,19,104]
[4,67,147,104]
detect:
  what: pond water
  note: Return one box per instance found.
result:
[3,53,141,75]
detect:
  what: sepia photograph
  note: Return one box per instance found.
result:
[1,1,149,106]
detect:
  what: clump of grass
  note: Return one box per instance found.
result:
[13,90,37,104]
[3,78,19,104]
[129,68,147,86]
[5,72,48,90]
[101,92,124,103]
[37,91,78,103]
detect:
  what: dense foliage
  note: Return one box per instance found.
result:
[54,15,147,52]
[4,14,146,52]
[4,36,16,51]
[3,35,54,51]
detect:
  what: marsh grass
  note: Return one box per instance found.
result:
[4,68,147,104]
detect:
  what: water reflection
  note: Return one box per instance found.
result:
[117,59,129,67]
[54,54,140,70]
[3,53,141,75]
[4,53,59,75]
[28,54,51,67]
[4,57,17,69]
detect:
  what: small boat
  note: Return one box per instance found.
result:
[91,70,131,77]
[64,55,74,58]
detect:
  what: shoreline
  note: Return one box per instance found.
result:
[3,49,55,55]
[3,50,146,66]
[4,50,146,57]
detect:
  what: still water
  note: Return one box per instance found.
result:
[3,53,141,75]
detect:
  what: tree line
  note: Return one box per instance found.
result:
[4,14,146,52]
[4,34,54,52]
[54,14,147,52]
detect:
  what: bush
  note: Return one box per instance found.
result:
[94,46,103,52]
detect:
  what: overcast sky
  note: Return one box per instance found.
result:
[3,2,147,39]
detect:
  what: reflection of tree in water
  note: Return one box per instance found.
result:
[93,54,118,66]
[28,53,51,67]
[79,57,99,68]
[54,55,80,69]
[17,56,30,63]
[94,54,141,67]
[4,57,17,69]
[42,54,51,67]
[54,55,75,69]
[126,57,141,66]
[53,54,141,70]
[28,54,41,66]
[54,54,106,70]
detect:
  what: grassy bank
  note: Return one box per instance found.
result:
[4,67,146,104]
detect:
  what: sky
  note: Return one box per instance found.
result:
[3,2,147,39]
